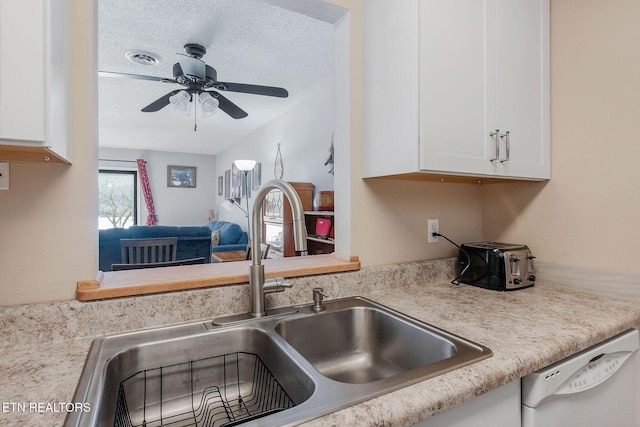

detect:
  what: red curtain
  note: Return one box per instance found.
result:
[137,159,157,225]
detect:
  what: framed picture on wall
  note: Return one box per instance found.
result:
[231,163,242,198]
[167,165,197,188]
[243,173,251,198]
[217,176,223,196]
[252,162,262,190]
[224,169,231,198]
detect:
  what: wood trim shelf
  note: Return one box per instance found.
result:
[0,144,70,164]
[76,253,360,301]
[368,172,545,184]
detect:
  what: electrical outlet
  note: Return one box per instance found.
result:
[0,162,8,190]
[428,219,440,243]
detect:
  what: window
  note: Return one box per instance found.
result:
[98,170,137,229]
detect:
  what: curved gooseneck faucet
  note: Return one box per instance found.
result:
[249,180,308,317]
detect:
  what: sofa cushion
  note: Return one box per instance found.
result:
[211,230,221,246]
[211,243,249,253]
[209,221,244,245]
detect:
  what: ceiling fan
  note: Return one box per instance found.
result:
[99,43,289,120]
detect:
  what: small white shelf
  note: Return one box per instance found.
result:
[304,211,334,216]
[307,236,335,245]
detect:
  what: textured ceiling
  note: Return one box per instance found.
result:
[98,0,336,155]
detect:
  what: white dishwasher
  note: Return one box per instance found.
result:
[522,328,639,427]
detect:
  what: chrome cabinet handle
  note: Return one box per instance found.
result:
[500,131,510,163]
[489,129,500,162]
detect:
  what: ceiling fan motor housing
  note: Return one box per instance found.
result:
[184,43,207,59]
[173,63,218,87]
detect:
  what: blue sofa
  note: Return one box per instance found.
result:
[99,225,212,272]
[98,222,249,271]
[208,221,249,253]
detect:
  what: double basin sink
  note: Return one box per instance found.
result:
[65,297,492,427]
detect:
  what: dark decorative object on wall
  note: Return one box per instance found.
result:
[325,133,334,175]
[167,165,196,188]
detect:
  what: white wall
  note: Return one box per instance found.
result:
[214,85,335,231]
[99,147,217,226]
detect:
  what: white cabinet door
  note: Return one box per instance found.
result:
[363,0,420,178]
[419,0,496,177]
[494,0,549,179]
[363,0,548,181]
[419,0,548,180]
[0,0,46,143]
[0,0,70,163]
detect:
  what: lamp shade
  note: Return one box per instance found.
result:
[169,90,191,115]
[199,92,219,117]
[233,159,257,172]
[204,209,215,220]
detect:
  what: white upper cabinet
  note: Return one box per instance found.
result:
[0,0,71,163]
[363,0,549,181]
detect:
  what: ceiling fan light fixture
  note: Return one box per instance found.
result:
[199,92,219,117]
[169,90,191,115]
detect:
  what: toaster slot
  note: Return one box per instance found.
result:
[509,254,521,277]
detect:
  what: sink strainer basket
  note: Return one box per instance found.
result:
[114,351,294,427]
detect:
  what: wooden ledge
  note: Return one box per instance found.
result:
[369,172,547,184]
[0,144,70,163]
[77,254,360,301]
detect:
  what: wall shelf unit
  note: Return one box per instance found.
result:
[304,211,335,255]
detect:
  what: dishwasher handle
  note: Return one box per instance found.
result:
[554,351,635,396]
[522,329,640,408]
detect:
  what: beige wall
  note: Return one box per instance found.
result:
[482,0,640,275]
[0,0,97,305]
[0,0,484,306]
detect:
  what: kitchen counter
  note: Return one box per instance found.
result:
[2,258,640,426]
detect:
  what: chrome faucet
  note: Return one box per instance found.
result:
[249,180,308,317]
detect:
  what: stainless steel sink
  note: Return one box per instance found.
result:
[275,304,458,384]
[65,297,492,427]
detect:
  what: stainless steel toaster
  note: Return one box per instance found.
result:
[456,241,535,291]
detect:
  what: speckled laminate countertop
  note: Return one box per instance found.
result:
[2,258,640,426]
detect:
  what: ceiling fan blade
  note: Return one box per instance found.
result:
[208,91,248,119]
[141,89,183,112]
[216,82,289,98]
[176,53,206,80]
[99,71,177,84]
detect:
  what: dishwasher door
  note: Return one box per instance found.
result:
[522,329,639,427]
